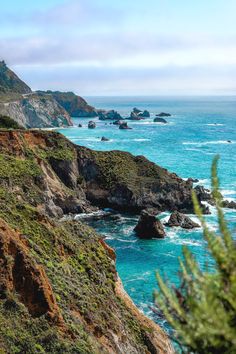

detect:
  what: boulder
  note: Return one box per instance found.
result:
[222,200,236,209]
[78,123,82,127]
[156,112,171,117]
[88,121,96,129]
[134,211,165,239]
[119,122,132,130]
[101,136,110,141]
[154,117,167,123]
[166,211,200,229]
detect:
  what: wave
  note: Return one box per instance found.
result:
[183,140,235,146]
[185,148,214,155]
[205,123,224,126]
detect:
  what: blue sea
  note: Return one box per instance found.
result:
[58,96,236,332]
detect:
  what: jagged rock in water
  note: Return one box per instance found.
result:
[98,109,122,121]
[88,121,96,129]
[134,210,165,238]
[138,109,150,118]
[166,211,200,229]
[101,136,110,141]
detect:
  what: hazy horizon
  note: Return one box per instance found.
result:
[1,0,236,96]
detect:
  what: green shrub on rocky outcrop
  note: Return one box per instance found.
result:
[0,115,23,129]
[155,156,236,353]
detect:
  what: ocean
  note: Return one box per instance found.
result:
[58,96,236,332]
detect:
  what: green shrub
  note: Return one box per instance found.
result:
[155,156,236,353]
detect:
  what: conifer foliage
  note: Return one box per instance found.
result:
[155,156,236,353]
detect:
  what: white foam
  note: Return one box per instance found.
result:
[205,123,224,126]
[183,140,235,146]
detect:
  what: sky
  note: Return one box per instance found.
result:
[1,0,236,96]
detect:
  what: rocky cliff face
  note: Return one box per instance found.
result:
[0,130,174,353]
[0,94,73,128]
[38,91,98,117]
[0,62,73,128]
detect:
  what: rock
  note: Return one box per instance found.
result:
[119,122,132,130]
[98,110,122,121]
[194,185,212,201]
[138,110,150,118]
[101,136,110,141]
[133,107,142,114]
[227,140,232,143]
[134,210,165,239]
[222,200,236,209]
[166,211,200,229]
[130,111,142,120]
[88,121,96,129]
[113,119,124,125]
[187,178,199,183]
[156,112,171,117]
[154,117,167,123]
[78,123,82,127]
[0,219,62,323]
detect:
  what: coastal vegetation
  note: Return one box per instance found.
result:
[156,156,236,353]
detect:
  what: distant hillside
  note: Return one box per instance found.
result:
[37,90,98,117]
[0,60,31,94]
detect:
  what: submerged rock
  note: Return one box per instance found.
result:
[88,120,96,129]
[134,210,165,238]
[166,211,200,229]
[156,112,171,117]
[101,136,110,141]
[154,117,167,123]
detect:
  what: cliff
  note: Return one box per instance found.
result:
[0,93,73,128]
[0,62,73,128]
[0,130,174,353]
[37,91,98,117]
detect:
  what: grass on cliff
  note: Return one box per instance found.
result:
[155,156,236,354]
[0,115,24,129]
[0,187,149,353]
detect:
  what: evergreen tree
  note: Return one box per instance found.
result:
[155,156,236,353]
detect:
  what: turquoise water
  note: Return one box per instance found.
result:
[58,96,236,330]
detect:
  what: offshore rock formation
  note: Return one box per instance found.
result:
[166,211,200,229]
[37,91,97,118]
[0,129,174,353]
[98,109,122,121]
[134,211,166,239]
